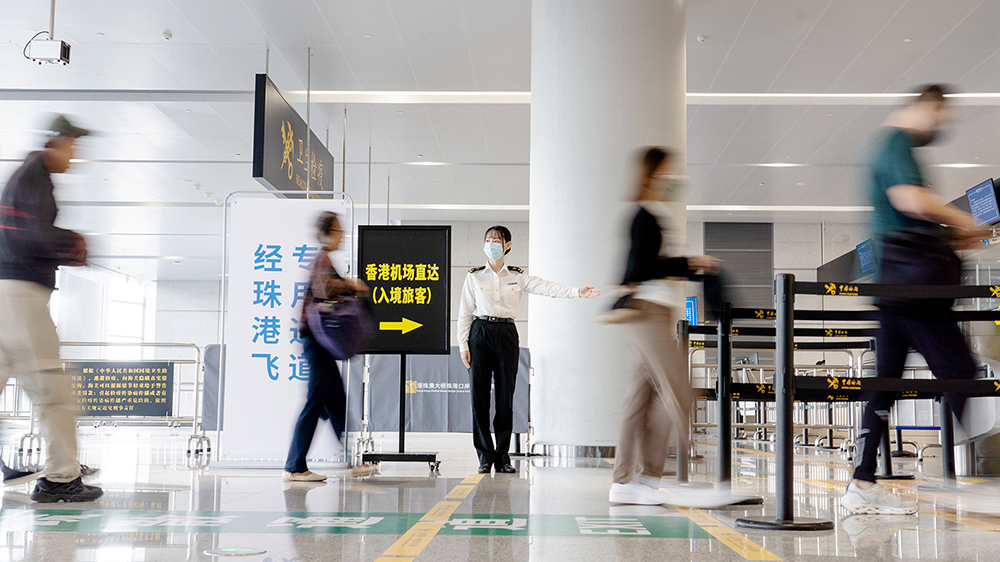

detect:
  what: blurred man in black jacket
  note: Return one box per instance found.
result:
[0,115,102,502]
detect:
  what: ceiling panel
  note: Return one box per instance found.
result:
[407,46,477,90]
[799,0,906,50]
[731,0,830,50]
[867,0,985,50]
[388,0,469,47]
[828,48,930,92]
[470,46,531,91]
[767,48,861,92]
[708,48,796,92]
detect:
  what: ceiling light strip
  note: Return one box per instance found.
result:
[4,89,1000,105]
[687,205,873,213]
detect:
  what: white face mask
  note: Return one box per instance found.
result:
[484,242,504,260]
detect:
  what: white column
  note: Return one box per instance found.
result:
[529,0,687,448]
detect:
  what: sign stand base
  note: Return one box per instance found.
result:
[362,353,441,472]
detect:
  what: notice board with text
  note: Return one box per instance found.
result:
[70,362,173,417]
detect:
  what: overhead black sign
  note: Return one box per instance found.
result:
[252,73,336,194]
[70,362,173,417]
[359,226,451,355]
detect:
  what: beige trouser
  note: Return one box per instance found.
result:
[613,299,693,485]
[0,280,80,482]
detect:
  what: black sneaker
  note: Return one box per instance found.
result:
[2,465,39,486]
[30,477,104,503]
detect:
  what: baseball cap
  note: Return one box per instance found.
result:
[49,115,90,139]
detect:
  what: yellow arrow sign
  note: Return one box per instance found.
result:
[380,318,423,334]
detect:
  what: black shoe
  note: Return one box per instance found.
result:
[30,477,103,503]
[2,465,39,486]
[496,463,517,474]
[478,463,492,474]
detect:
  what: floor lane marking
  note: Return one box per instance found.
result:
[921,507,1000,532]
[445,485,476,499]
[377,474,487,559]
[374,558,414,562]
[677,507,782,561]
[461,474,486,485]
[420,501,462,522]
[382,522,445,556]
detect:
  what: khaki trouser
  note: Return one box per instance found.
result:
[0,280,80,482]
[613,299,692,485]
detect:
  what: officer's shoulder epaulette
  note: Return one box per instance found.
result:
[508,266,524,273]
[469,265,486,273]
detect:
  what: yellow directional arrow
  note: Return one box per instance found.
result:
[380,318,423,335]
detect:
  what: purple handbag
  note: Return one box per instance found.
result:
[305,297,375,360]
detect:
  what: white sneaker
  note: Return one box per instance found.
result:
[841,482,917,515]
[282,471,328,482]
[609,482,672,505]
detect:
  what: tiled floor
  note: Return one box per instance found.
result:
[2,428,1000,561]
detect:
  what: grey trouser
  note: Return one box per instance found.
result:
[613,299,692,484]
[0,280,80,482]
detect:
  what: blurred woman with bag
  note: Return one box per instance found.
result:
[609,147,720,505]
[283,211,372,482]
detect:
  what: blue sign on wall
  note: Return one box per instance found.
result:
[685,297,698,326]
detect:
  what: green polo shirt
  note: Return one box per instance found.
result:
[868,127,935,241]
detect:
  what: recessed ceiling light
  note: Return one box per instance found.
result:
[173,260,182,265]
[183,179,192,182]
[184,109,191,113]
[937,163,986,168]
[363,34,372,38]
[827,112,834,116]
[103,178,109,182]
[785,155,792,159]
[974,156,981,160]
[205,192,213,198]
[397,110,404,114]
[903,38,912,43]
[758,182,765,186]
[193,183,201,190]
[235,153,241,156]
[797,182,808,186]
[96,32,105,36]
[697,36,708,43]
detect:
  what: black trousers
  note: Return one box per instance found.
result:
[469,319,520,467]
[853,311,975,482]
[284,333,346,473]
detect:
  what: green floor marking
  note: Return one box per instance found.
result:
[0,509,711,539]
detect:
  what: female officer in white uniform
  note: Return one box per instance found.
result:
[458,225,600,474]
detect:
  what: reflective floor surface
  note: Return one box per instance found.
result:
[2,428,1000,561]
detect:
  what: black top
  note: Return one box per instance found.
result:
[622,205,690,284]
[0,152,79,289]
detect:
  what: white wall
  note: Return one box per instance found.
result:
[154,281,221,350]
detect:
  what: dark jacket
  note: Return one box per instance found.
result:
[0,152,79,289]
[622,205,690,284]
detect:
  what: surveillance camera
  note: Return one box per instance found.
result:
[28,39,70,65]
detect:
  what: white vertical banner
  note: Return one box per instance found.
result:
[222,197,350,462]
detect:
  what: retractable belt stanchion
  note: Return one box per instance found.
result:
[716,303,732,488]
[677,319,690,483]
[877,423,914,480]
[737,274,834,531]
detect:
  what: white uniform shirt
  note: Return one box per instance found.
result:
[457,263,580,352]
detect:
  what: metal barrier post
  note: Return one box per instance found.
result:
[737,273,833,531]
[877,422,914,480]
[717,303,732,488]
[939,398,956,483]
[677,319,690,483]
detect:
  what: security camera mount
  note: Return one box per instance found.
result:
[25,0,71,65]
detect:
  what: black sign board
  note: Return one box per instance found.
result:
[359,226,451,354]
[252,74,336,194]
[70,362,173,417]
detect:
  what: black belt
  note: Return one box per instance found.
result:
[476,316,515,324]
